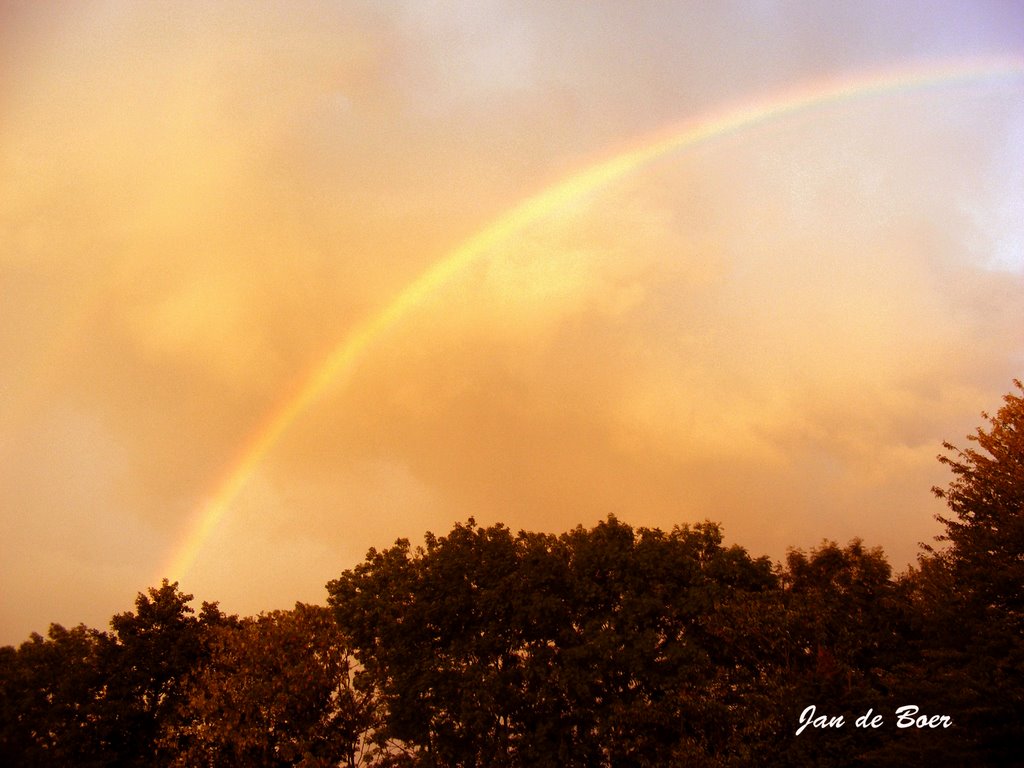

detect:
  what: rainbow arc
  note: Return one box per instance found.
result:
[163,55,1024,582]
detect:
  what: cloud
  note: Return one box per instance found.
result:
[2,0,1022,641]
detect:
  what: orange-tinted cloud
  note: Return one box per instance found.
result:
[2,1,1022,641]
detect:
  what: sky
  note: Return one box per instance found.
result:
[2,0,1023,644]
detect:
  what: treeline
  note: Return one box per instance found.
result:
[2,382,1022,767]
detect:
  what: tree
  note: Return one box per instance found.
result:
[327,516,777,767]
[0,581,232,766]
[329,520,533,766]
[781,539,899,680]
[160,603,375,767]
[907,380,1024,765]
[0,623,113,766]
[771,541,905,768]
[99,579,234,765]
[932,379,1024,619]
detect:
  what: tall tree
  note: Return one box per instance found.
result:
[862,381,1024,767]
[932,379,1024,618]
[914,380,1024,764]
[100,579,233,765]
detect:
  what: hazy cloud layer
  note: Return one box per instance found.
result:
[2,0,1023,641]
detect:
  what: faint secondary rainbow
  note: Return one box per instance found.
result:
[163,55,1024,582]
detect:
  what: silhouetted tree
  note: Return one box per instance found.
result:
[855,382,1024,767]
[0,580,233,766]
[899,380,1024,765]
[328,516,776,767]
[98,579,233,765]
[159,603,375,766]
[771,541,906,767]
[0,622,112,766]
[932,379,1024,619]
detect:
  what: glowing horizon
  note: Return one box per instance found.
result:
[163,54,1024,583]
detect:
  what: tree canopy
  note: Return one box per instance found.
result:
[327,517,776,767]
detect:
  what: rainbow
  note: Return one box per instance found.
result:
[163,55,1024,581]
